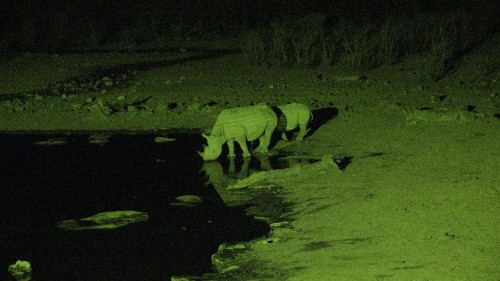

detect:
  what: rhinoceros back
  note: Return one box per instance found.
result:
[277,103,312,131]
[211,104,277,141]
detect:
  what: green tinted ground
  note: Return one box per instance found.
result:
[1,32,498,281]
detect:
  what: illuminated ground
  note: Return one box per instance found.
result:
[0,32,498,280]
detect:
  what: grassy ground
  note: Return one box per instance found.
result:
[1,30,498,281]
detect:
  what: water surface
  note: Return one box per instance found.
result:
[0,132,268,281]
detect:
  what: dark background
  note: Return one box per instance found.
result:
[1,0,498,52]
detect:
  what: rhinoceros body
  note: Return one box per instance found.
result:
[199,104,278,161]
[277,103,312,141]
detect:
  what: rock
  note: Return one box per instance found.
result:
[87,103,101,113]
[127,105,137,112]
[175,195,203,203]
[1,100,13,112]
[170,195,203,207]
[57,210,149,231]
[88,134,110,145]
[104,80,113,87]
[33,138,67,146]
[8,260,32,281]
[96,98,104,107]
[218,243,246,252]
[187,102,201,112]
[71,104,81,111]
[11,99,25,112]
[154,136,175,143]
[153,103,168,113]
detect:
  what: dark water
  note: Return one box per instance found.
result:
[0,133,269,281]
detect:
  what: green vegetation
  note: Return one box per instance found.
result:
[245,3,499,79]
[1,0,498,80]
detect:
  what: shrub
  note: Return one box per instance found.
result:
[334,19,377,69]
[245,13,326,67]
[245,29,270,66]
[427,9,494,79]
[245,3,499,77]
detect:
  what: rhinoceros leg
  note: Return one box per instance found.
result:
[295,123,308,141]
[255,136,269,153]
[234,136,251,157]
[257,114,278,152]
[281,132,289,141]
[255,128,273,153]
[227,139,236,158]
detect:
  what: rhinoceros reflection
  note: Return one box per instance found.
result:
[201,155,319,205]
[57,210,149,231]
[200,157,265,206]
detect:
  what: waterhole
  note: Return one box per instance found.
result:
[0,132,269,281]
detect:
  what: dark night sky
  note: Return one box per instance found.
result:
[0,0,497,51]
[1,0,488,27]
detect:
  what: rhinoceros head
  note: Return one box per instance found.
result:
[198,133,224,161]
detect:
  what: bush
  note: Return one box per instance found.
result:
[245,13,326,67]
[427,10,493,79]
[334,19,377,69]
[245,4,499,76]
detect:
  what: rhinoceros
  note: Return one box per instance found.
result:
[198,104,278,161]
[277,103,312,141]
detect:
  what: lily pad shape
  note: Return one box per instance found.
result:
[57,210,149,231]
[170,195,203,207]
[154,136,176,143]
[175,195,203,203]
[88,134,110,145]
[33,138,67,146]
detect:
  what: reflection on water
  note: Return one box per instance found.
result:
[0,133,268,281]
[201,154,318,206]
